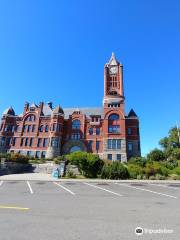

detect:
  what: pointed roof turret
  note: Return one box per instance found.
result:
[128,109,138,118]
[3,106,15,116]
[53,105,64,115]
[30,103,38,108]
[108,52,119,65]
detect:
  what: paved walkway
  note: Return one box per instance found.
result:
[0,173,55,181]
[0,173,180,183]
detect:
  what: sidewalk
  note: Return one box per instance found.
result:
[0,173,180,183]
[0,173,55,181]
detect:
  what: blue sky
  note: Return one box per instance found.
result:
[0,0,180,156]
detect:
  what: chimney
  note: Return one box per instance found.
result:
[47,102,53,109]
[24,102,29,114]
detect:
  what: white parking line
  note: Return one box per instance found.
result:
[27,181,33,194]
[115,183,178,199]
[84,182,123,197]
[149,183,178,190]
[53,182,75,195]
[0,181,3,187]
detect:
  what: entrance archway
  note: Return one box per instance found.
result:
[70,146,82,153]
[62,140,87,154]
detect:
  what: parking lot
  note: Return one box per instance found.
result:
[0,180,180,240]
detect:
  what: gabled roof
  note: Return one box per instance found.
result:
[53,105,64,115]
[3,106,15,116]
[30,103,38,108]
[127,109,138,118]
[42,104,53,116]
[108,52,119,65]
[63,107,104,119]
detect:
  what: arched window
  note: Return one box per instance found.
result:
[72,119,81,129]
[26,115,35,122]
[108,114,120,133]
[108,114,119,120]
[39,125,44,132]
[70,146,82,153]
[45,125,49,132]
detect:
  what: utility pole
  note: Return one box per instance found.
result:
[176,122,180,145]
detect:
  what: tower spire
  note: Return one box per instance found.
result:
[108,52,119,65]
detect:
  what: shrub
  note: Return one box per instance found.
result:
[8,153,29,164]
[101,162,129,179]
[171,167,180,175]
[128,157,146,167]
[162,159,178,170]
[101,162,112,179]
[54,155,66,164]
[66,170,76,178]
[137,174,142,180]
[155,174,166,180]
[168,174,180,180]
[127,164,144,179]
[149,175,156,180]
[144,162,161,178]
[160,166,170,176]
[67,151,104,178]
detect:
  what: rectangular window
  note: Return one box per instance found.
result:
[20,138,24,146]
[36,151,41,158]
[42,151,46,158]
[24,125,28,132]
[52,123,57,131]
[96,141,100,151]
[127,128,132,135]
[88,140,93,151]
[6,137,12,146]
[117,154,121,161]
[96,128,100,135]
[0,137,6,146]
[117,139,121,149]
[25,138,28,146]
[71,134,80,140]
[29,138,34,147]
[43,138,49,147]
[27,125,31,132]
[37,138,42,147]
[12,138,16,146]
[51,138,59,147]
[108,125,120,133]
[128,142,133,151]
[89,128,93,135]
[32,125,36,132]
[107,154,112,160]
[107,139,121,150]
[29,151,35,157]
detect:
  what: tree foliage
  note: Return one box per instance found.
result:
[159,127,180,150]
[147,148,165,162]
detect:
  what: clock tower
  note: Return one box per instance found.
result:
[103,52,125,111]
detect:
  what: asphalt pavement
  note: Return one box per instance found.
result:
[0,179,179,240]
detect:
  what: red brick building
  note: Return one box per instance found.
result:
[0,53,141,161]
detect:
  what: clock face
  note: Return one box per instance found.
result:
[109,66,117,74]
